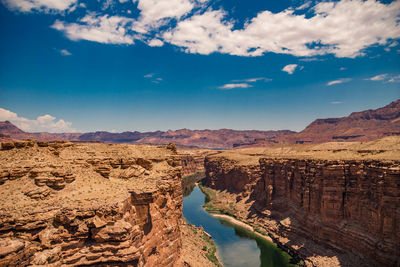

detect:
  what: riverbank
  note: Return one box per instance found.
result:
[208,213,275,243]
[198,184,306,267]
[180,219,221,267]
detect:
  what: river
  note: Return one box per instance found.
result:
[183,185,297,267]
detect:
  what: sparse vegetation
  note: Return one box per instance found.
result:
[199,184,237,217]
[186,222,221,267]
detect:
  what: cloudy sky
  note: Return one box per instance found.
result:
[0,0,399,132]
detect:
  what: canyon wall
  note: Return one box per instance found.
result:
[0,141,184,266]
[204,153,400,266]
[181,154,206,178]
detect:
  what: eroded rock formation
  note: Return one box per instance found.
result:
[204,137,400,266]
[0,141,185,266]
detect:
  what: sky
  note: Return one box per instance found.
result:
[0,0,399,133]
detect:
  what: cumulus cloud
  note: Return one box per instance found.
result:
[367,74,388,81]
[327,78,352,86]
[52,14,136,44]
[59,49,71,56]
[0,108,76,133]
[218,83,253,89]
[3,0,77,12]
[147,39,164,47]
[163,0,400,58]
[9,0,400,59]
[282,64,298,74]
[137,0,194,25]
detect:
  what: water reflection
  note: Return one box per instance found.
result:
[183,186,296,267]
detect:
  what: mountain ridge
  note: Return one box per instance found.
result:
[1,99,399,148]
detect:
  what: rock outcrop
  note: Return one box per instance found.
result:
[203,137,400,266]
[0,142,184,266]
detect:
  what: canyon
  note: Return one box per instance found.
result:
[0,140,217,266]
[203,136,400,266]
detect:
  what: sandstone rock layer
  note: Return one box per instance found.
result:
[0,142,184,266]
[204,137,400,266]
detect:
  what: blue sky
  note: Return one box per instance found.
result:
[0,0,399,133]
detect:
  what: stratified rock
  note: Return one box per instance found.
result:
[0,143,185,266]
[1,142,15,150]
[23,187,52,200]
[204,137,400,267]
[136,158,153,170]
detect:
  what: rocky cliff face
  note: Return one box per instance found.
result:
[0,141,184,266]
[180,150,214,178]
[204,139,400,266]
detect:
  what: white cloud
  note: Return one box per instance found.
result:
[367,74,388,81]
[3,0,77,12]
[163,0,400,58]
[0,108,76,133]
[15,0,398,59]
[282,64,298,74]
[232,77,271,83]
[52,14,136,44]
[59,49,71,56]
[296,1,312,10]
[327,78,351,86]
[137,0,194,24]
[340,67,347,71]
[218,83,253,89]
[331,101,343,104]
[163,10,236,55]
[147,39,164,47]
[364,73,400,83]
[144,73,163,83]
[299,57,324,62]
[388,75,400,83]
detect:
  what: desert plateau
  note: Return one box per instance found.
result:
[1,0,400,266]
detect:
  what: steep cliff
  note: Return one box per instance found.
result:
[204,137,400,266]
[180,149,214,178]
[0,141,185,266]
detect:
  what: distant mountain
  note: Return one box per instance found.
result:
[0,121,81,142]
[0,121,25,137]
[0,121,295,149]
[277,99,400,144]
[2,99,398,148]
[135,129,295,149]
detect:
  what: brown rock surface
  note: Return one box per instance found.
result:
[0,142,187,266]
[180,149,214,177]
[277,98,400,144]
[204,136,400,266]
